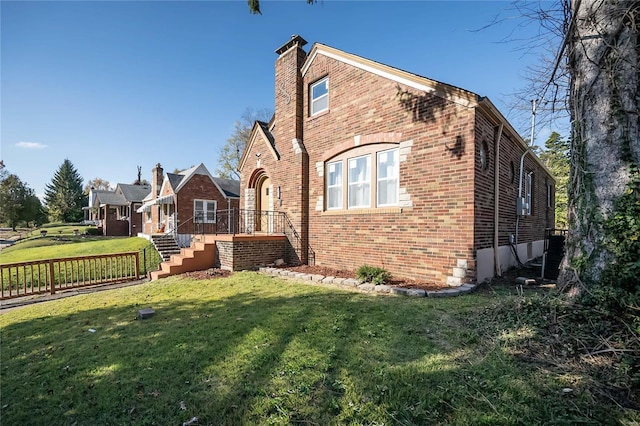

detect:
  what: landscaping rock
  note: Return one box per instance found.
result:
[358,283,376,292]
[342,278,359,287]
[390,287,426,297]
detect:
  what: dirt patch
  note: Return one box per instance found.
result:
[181,268,232,280]
[276,264,450,291]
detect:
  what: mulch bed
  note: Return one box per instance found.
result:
[182,264,490,292]
[181,268,232,280]
[275,264,450,291]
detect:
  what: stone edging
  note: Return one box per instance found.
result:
[257,267,478,298]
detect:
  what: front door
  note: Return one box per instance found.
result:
[256,176,271,232]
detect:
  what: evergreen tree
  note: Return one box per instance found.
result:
[539,132,569,229]
[44,159,86,223]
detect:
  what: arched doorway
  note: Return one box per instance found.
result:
[255,175,271,232]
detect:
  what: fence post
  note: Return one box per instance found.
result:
[49,260,56,295]
[134,252,140,280]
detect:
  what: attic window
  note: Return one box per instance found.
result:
[310,77,329,116]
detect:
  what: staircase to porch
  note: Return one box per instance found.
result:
[150,235,217,281]
[150,234,181,261]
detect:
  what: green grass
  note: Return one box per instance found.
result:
[0,236,152,264]
[30,224,97,237]
[1,273,634,425]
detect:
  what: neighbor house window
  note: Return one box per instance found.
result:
[194,199,217,223]
[377,149,399,206]
[146,211,151,223]
[326,161,343,209]
[310,77,329,115]
[325,145,399,211]
[547,181,552,208]
[348,155,371,208]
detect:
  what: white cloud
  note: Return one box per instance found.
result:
[16,141,47,149]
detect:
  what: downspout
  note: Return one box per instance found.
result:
[494,123,504,277]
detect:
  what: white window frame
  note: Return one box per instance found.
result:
[325,145,399,211]
[348,155,371,209]
[326,160,343,210]
[145,210,151,223]
[194,199,217,223]
[310,77,329,116]
[377,148,399,207]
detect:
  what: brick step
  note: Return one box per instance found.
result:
[150,238,217,281]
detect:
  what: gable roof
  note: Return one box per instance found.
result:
[301,43,480,108]
[116,183,151,203]
[238,119,280,172]
[298,40,552,177]
[157,163,240,199]
[164,172,183,191]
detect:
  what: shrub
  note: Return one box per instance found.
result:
[356,264,391,285]
[85,227,102,236]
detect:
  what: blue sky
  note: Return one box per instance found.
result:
[1,0,564,198]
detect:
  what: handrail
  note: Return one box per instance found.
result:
[170,208,313,264]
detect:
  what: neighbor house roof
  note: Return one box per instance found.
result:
[159,163,241,199]
[94,191,126,207]
[117,183,151,203]
[212,177,241,198]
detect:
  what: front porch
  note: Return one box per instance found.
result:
[143,209,314,280]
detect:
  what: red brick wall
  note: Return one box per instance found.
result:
[303,56,477,283]
[240,42,555,284]
[216,236,286,271]
[473,111,555,250]
[175,174,235,234]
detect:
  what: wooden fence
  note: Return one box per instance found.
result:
[0,252,140,300]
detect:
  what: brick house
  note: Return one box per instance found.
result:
[137,163,240,247]
[238,35,555,285]
[86,183,151,236]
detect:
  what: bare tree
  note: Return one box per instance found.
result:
[84,177,111,194]
[216,107,272,180]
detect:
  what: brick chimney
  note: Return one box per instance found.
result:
[274,35,307,142]
[152,163,163,198]
[273,35,309,263]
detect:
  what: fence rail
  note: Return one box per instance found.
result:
[1,252,140,300]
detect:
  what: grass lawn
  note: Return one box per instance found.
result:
[1,272,634,425]
[0,236,154,265]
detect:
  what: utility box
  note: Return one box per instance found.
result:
[517,197,530,216]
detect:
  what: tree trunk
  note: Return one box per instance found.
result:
[559,0,639,290]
